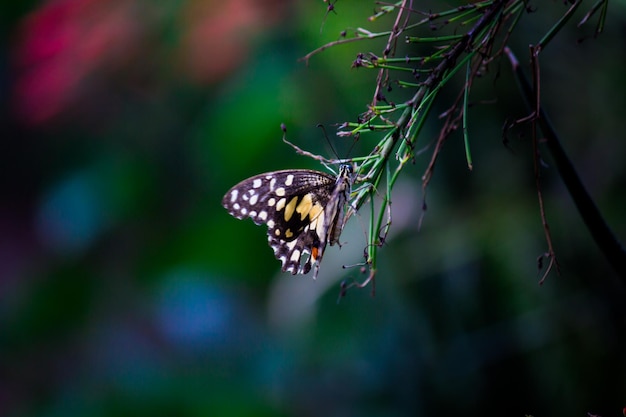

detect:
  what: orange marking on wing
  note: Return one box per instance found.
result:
[311,247,319,260]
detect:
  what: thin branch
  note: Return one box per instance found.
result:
[506,46,626,282]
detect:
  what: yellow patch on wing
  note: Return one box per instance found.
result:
[308,202,323,221]
[284,197,299,222]
[295,194,313,221]
[313,211,326,239]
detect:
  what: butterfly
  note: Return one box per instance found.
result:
[222,164,354,279]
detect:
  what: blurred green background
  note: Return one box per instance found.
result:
[1,1,625,416]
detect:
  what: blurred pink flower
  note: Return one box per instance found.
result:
[12,0,289,126]
[178,0,287,84]
[12,0,142,125]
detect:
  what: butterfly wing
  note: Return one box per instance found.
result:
[222,169,336,276]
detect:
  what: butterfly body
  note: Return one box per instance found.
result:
[222,165,353,278]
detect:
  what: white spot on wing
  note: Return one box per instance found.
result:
[252,179,262,188]
[258,211,268,221]
[230,190,239,202]
[249,194,258,205]
[275,187,286,197]
[285,174,294,186]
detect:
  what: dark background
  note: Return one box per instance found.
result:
[1,1,625,416]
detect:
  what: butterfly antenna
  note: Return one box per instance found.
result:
[281,123,337,166]
[317,124,339,159]
[345,132,359,160]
